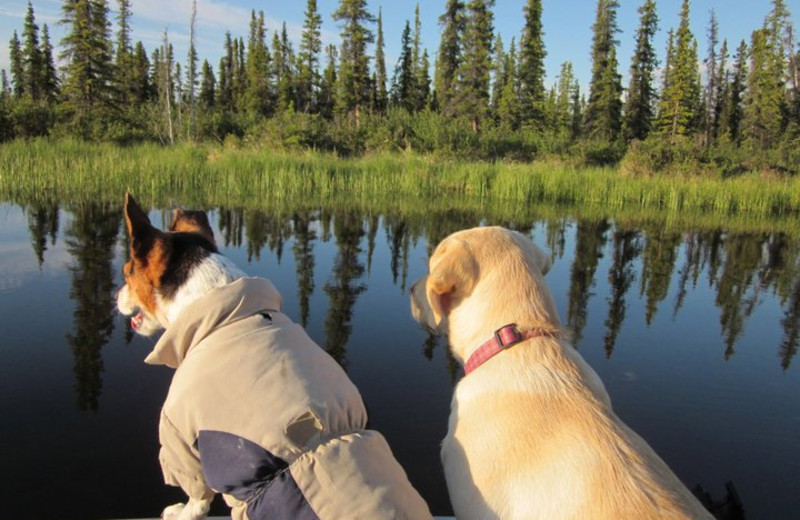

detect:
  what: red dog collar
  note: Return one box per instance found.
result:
[464,324,549,375]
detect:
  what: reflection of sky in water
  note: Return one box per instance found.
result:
[0,207,71,291]
[0,203,798,520]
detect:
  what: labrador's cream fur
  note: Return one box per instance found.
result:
[411,226,713,520]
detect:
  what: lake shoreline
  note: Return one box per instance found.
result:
[2,139,799,236]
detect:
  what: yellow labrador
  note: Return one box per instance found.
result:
[410,227,713,520]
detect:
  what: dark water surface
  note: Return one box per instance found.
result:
[0,201,798,519]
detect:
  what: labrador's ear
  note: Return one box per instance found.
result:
[537,250,552,276]
[425,238,478,326]
[124,193,159,260]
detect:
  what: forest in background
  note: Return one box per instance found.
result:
[1,0,799,176]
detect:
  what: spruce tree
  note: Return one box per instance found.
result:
[743,28,785,148]
[60,0,116,122]
[390,21,414,110]
[656,0,701,137]
[623,0,658,142]
[187,0,198,137]
[332,0,375,122]
[115,0,132,104]
[372,8,388,112]
[496,38,520,129]
[456,0,495,132]
[131,41,152,104]
[703,10,719,145]
[9,31,24,98]
[199,60,216,110]
[318,44,338,119]
[218,32,234,111]
[244,11,271,118]
[22,0,42,101]
[712,39,730,141]
[273,24,295,112]
[556,61,576,133]
[490,34,505,118]
[584,0,623,141]
[38,25,58,104]
[727,40,747,142]
[518,0,546,127]
[434,0,464,115]
[298,0,323,113]
[410,3,428,111]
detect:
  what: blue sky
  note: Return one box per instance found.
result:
[1,0,797,90]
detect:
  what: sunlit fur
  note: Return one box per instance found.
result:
[410,226,713,520]
[161,498,211,520]
[161,254,246,325]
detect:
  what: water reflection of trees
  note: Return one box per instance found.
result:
[26,202,60,268]
[64,202,120,411]
[29,204,800,404]
[323,211,367,368]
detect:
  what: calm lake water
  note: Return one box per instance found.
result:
[0,200,798,520]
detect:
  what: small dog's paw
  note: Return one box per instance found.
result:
[161,503,185,520]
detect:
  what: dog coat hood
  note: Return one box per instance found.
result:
[147,277,432,520]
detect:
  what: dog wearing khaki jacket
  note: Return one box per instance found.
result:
[116,194,432,520]
[410,226,714,520]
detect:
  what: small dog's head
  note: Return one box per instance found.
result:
[117,193,218,336]
[411,226,559,360]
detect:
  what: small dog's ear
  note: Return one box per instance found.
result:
[124,193,159,256]
[425,239,478,326]
[170,208,216,246]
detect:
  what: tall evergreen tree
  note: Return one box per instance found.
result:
[244,11,271,118]
[623,0,658,142]
[9,31,24,98]
[114,0,132,104]
[199,59,215,110]
[187,0,198,137]
[390,21,414,110]
[743,28,785,148]
[712,39,730,141]
[410,3,428,110]
[584,0,623,141]
[518,0,546,127]
[318,44,338,118]
[40,24,59,103]
[218,32,234,111]
[332,0,375,122]
[273,23,295,112]
[726,41,748,142]
[496,37,520,129]
[298,0,323,113]
[373,7,388,112]
[456,0,495,132]
[490,34,505,117]
[555,61,576,133]
[131,41,152,103]
[22,0,42,101]
[60,0,116,117]
[434,0,464,115]
[656,0,701,137]
[703,10,719,145]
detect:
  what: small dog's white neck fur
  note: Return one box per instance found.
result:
[161,253,246,326]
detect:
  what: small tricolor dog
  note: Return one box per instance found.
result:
[117,194,432,520]
[410,227,714,520]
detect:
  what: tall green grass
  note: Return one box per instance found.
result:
[2,139,799,234]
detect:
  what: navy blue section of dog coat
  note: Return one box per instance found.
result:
[197,430,319,519]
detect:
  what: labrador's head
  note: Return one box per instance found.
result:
[411,227,560,359]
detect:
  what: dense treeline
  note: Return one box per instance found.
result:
[1,0,799,174]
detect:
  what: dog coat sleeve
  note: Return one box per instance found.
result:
[159,412,215,501]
